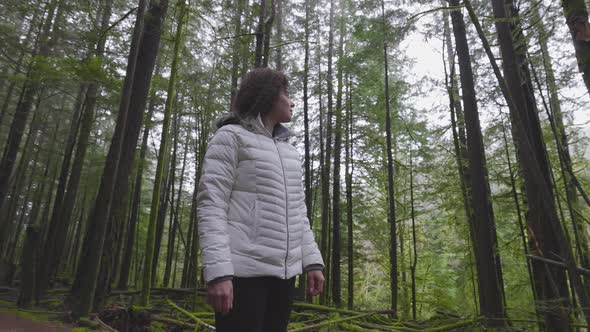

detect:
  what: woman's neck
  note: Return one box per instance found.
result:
[260,113,277,134]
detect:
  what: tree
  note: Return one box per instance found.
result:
[0,0,63,231]
[465,0,590,327]
[331,0,345,306]
[142,0,186,305]
[381,0,397,315]
[69,0,167,317]
[37,0,113,300]
[320,0,335,304]
[345,73,354,310]
[448,1,507,325]
[561,0,590,96]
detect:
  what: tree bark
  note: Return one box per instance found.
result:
[561,0,590,96]
[320,0,335,305]
[274,0,283,70]
[331,0,345,306]
[254,0,266,67]
[262,0,275,67]
[17,226,39,308]
[37,0,111,299]
[535,0,590,290]
[0,3,43,128]
[116,52,163,290]
[230,0,245,102]
[69,0,165,317]
[448,1,507,325]
[345,74,354,310]
[0,0,62,213]
[164,111,187,287]
[465,0,589,328]
[141,0,185,305]
[381,0,397,316]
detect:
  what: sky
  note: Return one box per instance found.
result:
[398,6,590,160]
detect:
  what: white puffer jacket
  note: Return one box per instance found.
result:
[197,114,324,283]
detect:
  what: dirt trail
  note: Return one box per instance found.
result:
[0,313,71,332]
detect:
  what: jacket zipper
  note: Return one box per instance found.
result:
[273,138,289,279]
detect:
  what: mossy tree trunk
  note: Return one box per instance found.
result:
[141,0,186,305]
[69,0,166,317]
[381,0,397,316]
[448,0,507,326]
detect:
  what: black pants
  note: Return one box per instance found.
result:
[215,276,296,332]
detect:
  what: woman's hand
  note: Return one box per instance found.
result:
[207,280,233,315]
[307,270,325,296]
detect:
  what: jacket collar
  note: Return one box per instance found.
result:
[215,112,294,140]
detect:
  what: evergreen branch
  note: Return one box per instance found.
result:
[212,32,259,43]
[407,6,463,23]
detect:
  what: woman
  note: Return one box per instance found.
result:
[197,68,325,332]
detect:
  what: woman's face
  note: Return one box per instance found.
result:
[268,90,294,123]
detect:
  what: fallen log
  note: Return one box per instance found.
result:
[151,314,198,329]
[288,312,373,332]
[166,299,215,330]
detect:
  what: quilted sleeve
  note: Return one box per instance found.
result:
[197,128,239,283]
[300,186,325,270]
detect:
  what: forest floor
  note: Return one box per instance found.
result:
[0,287,93,332]
[0,285,486,331]
[0,312,71,332]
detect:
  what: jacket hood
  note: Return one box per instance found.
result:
[214,112,294,140]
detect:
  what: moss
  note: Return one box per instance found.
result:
[131,304,149,312]
[150,321,168,331]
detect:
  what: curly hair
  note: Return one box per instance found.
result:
[232,68,289,118]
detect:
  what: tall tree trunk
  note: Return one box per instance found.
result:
[448,1,507,325]
[0,99,45,254]
[116,52,163,290]
[0,3,43,128]
[254,0,266,67]
[262,0,275,67]
[501,121,538,310]
[535,0,590,285]
[345,74,354,310]
[151,157,173,286]
[443,3,474,242]
[274,0,283,70]
[164,111,187,287]
[331,0,345,306]
[230,0,245,102]
[0,0,62,213]
[381,0,397,316]
[303,0,312,226]
[7,144,40,263]
[409,148,417,320]
[561,0,590,96]
[16,226,39,308]
[37,0,111,298]
[141,0,185,305]
[465,0,590,328]
[320,0,335,304]
[444,6,480,314]
[186,61,217,291]
[69,0,166,317]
